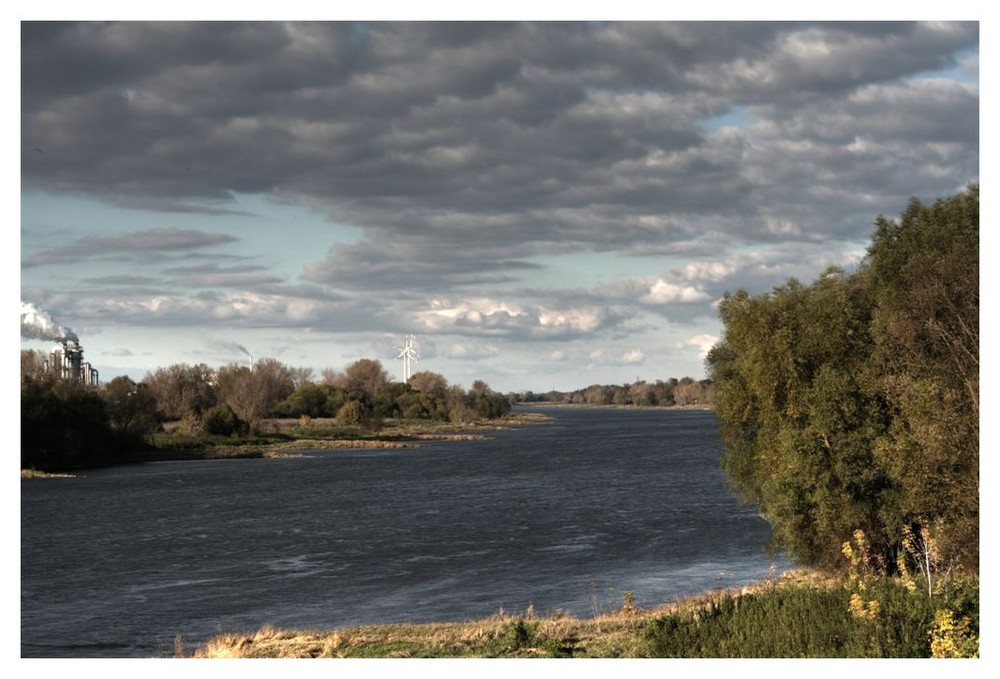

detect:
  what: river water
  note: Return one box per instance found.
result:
[21,406,790,658]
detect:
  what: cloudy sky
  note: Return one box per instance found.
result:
[19,16,980,393]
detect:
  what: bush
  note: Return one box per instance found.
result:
[644,575,978,658]
[336,399,366,426]
[201,404,242,436]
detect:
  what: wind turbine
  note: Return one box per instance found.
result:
[396,335,420,382]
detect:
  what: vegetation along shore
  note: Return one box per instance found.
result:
[187,566,978,658]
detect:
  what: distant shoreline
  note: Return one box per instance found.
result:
[515,402,714,411]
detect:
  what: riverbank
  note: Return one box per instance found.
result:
[155,411,552,459]
[189,569,830,658]
[188,567,979,658]
[21,411,554,473]
[517,402,714,411]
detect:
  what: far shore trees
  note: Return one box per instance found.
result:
[216,358,296,435]
[144,362,217,421]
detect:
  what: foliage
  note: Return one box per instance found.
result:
[201,403,242,436]
[866,186,979,568]
[21,377,146,470]
[514,377,711,407]
[708,185,978,572]
[929,609,979,658]
[100,376,160,437]
[644,574,977,658]
[143,362,218,420]
[216,359,295,434]
[193,572,977,658]
[21,349,517,469]
[276,382,342,418]
[338,358,392,401]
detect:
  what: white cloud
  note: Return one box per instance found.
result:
[681,261,736,282]
[622,348,645,364]
[642,279,712,304]
[680,334,720,359]
[415,297,616,339]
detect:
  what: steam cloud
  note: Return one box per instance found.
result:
[216,341,253,368]
[20,301,78,343]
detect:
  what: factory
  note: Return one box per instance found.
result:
[45,339,100,387]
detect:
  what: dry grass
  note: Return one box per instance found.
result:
[146,412,552,463]
[191,569,831,658]
[21,468,76,478]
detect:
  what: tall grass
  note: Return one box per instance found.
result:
[189,566,978,658]
[644,576,979,658]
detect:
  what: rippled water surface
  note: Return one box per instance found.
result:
[21,406,789,657]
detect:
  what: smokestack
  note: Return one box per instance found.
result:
[20,302,79,343]
[214,341,254,370]
[233,343,253,370]
[22,302,99,387]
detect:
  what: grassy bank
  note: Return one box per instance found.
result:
[187,569,978,658]
[137,411,553,464]
[20,412,552,474]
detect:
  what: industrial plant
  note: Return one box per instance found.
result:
[21,302,100,387]
[45,340,100,387]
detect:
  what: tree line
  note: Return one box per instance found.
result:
[708,185,978,574]
[20,355,510,471]
[511,376,713,407]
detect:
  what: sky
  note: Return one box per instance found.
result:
[17,12,982,394]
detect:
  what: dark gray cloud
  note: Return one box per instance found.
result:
[24,227,239,267]
[81,274,162,286]
[23,23,976,222]
[20,21,979,367]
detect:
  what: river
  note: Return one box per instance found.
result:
[20,406,790,658]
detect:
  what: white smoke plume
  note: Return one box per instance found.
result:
[20,301,78,343]
[216,341,253,368]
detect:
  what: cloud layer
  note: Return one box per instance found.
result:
[20,21,979,389]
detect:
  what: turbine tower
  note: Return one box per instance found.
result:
[396,334,420,382]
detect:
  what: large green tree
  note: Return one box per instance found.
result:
[709,270,892,567]
[101,375,160,437]
[865,186,979,568]
[22,377,122,470]
[708,186,978,572]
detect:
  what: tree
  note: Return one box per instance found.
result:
[397,389,450,421]
[278,382,337,418]
[100,376,159,437]
[288,366,315,389]
[409,371,449,399]
[22,378,121,470]
[340,359,391,401]
[708,187,978,573]
[446,385,476,422]
[336,399,369,427]
[144,363,218,420]
[202,403,241,436]
[709,269,894,567]
[629,381,654,406]
[865,185,979,568]
[216,358,295,434]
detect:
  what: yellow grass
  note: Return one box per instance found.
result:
[190,569,833,658]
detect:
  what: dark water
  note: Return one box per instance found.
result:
[21,406,789,658]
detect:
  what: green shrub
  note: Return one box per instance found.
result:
[644,576,978,658]
[201,403,242,436]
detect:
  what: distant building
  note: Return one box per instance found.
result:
[45,340,99,387]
